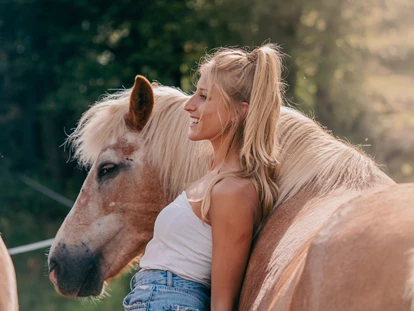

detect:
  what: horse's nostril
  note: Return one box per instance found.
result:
[49,268,58,285]
[49,258,58,274]
[48,258,60,285]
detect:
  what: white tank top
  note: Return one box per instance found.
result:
[139,191,212,287]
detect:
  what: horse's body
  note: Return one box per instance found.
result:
[238,110,414,310]
[241,183,414,310]
[48,76,414,310]
[0,237,18,311]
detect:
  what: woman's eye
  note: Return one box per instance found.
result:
[200,94,207,100]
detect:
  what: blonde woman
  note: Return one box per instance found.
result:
[123,43,284,311]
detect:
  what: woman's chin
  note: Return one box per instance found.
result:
[187,132,201,141]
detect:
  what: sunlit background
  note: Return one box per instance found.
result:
[1,0,413,310]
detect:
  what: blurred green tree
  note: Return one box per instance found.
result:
[0,0,412,309]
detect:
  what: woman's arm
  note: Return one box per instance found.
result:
[209,178,258,311]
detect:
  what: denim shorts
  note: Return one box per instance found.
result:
[123,269,211,311]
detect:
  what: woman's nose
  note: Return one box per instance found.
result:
[184,95,196,112]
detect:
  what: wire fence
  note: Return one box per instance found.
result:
[8,238,55,255]
[7,175,74,256]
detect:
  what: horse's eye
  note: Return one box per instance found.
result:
[101,164,115,174]
[98,163,118,180]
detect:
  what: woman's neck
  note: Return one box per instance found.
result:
[210,134,241,173]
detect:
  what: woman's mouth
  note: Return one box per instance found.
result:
[190,117,199,127]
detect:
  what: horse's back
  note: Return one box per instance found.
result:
[291,183,414,311]
[0,236,18,311]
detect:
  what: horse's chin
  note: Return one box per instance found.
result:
[78,282,105,298]
[50,269,105,298]
[54,285,104,298]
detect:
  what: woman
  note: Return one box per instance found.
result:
[123,43,284,311]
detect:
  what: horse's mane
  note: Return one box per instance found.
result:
[141,86,211,199]
[275,107,385,206]
[66,85,385,207]
[66,89,131,168]
[65,86,211,200]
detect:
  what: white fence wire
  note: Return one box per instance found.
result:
[7,175,74,256]
[8,238,55,255]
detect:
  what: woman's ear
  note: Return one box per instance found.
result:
[241,102,249,119]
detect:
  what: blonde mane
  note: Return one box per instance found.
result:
[66,89,131,168]
[66,86,211,200]
[275,106,385,206]
[141,87,211,199]
[66,85,384,207]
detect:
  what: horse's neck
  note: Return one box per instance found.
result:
[370,169,396,187]
[242,188,354,309]
[265,176,394,266]
[242,178,394,310]
[256,187,360,268]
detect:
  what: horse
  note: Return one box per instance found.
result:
[0,236,18,311]
[48,75,414,310]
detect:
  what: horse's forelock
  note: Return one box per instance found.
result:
[65,89,131,168]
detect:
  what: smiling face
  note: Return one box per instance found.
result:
[184,71,234,144]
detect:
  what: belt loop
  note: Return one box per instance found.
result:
[167,270,173,287]
[130,273,136,290]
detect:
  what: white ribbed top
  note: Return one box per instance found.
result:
[139,191,212,287]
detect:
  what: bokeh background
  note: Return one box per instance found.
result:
[1,0,413,310]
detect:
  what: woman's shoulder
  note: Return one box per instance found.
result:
[209,177,259,224]
[213,176,257,200]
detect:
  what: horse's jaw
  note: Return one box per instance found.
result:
[47,215,156,298]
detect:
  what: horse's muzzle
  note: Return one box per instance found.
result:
[48,242,104,297]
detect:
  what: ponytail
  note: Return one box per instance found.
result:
[242,45,283,170]
[198,43,285,232]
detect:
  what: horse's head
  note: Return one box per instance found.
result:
[48,76,168,297]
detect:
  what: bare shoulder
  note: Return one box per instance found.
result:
[209,177,259,226]
[212,177,257,203]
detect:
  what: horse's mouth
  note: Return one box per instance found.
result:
[49,267,104,298]
[48,246,104,297]
[77,268,104,297]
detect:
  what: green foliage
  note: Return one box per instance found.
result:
[0,0,412,309]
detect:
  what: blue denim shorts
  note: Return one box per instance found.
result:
[123,269,211,311]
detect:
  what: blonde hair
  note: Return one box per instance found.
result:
[198,43,285,230]
[65,85,211,200]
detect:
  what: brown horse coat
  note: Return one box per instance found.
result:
[240,184,414,310]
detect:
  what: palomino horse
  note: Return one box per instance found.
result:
[0,236,18,311]
[48,76,414,310]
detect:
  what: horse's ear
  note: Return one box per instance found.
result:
[126,75,154,131]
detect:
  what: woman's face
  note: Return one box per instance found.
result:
[184,72,233,143]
